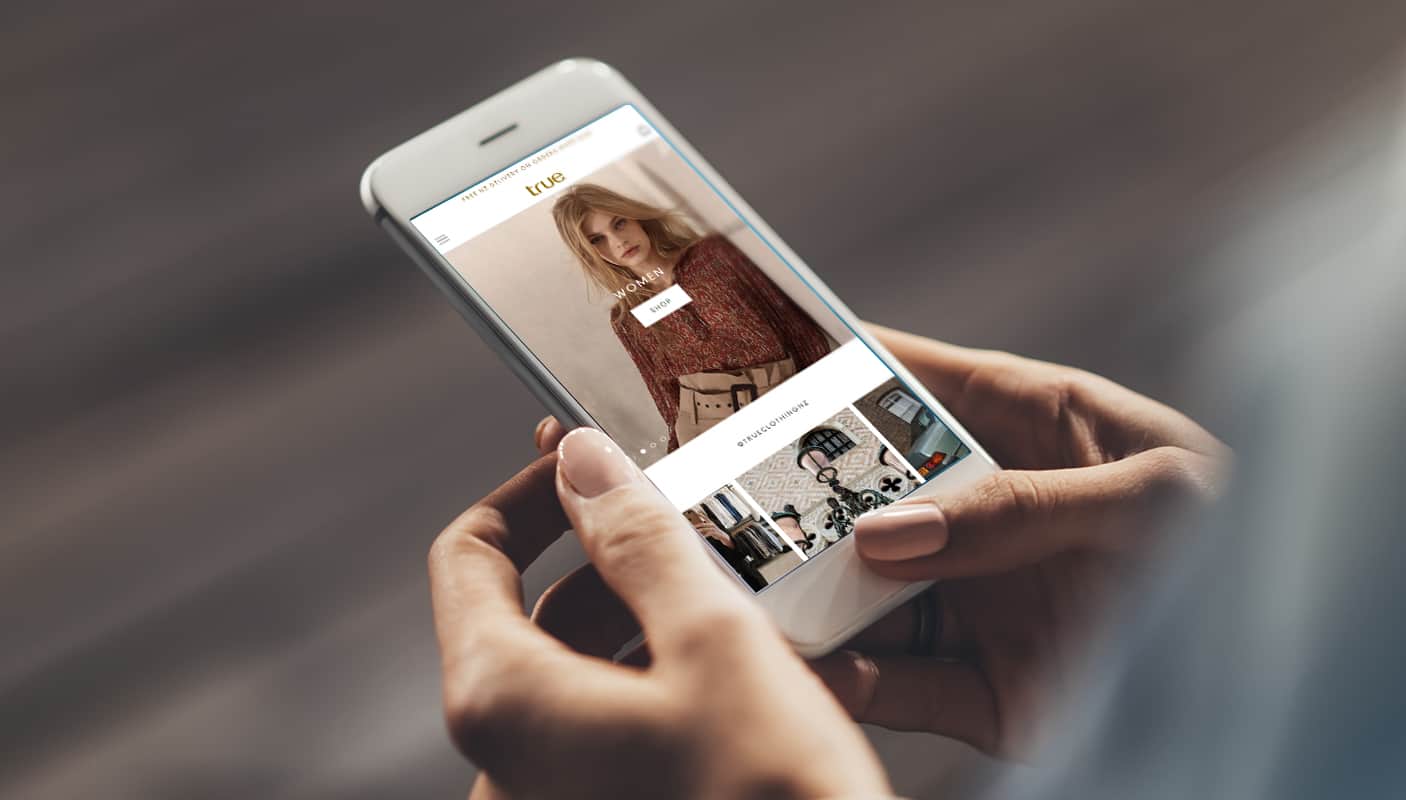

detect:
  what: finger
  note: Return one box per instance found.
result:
[555,428,768,660]
[866,323,997,421]
[428,455,640,778]
[533,415,567,455]
[428,454,572,680]
[811,650,1000,754]
[867,323,1226,460]
[430,455,568,657]
[855,446,1218,580]
[444,453,570,572]
[841,587,962,654]
[468,775,509,800]
[841,599,915,652]
[532,564,642,660]
[866,323,1070,467]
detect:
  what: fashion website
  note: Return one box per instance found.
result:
[411,105,971,592]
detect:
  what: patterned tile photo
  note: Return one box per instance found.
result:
[735,408,923,554]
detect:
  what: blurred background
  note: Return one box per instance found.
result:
[3,1,1403,797]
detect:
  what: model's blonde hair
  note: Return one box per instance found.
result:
[552,183,700,314]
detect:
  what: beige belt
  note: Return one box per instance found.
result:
[674,357,797,445]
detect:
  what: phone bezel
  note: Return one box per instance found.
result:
[361,58,999,655]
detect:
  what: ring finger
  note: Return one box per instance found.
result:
[842,585,964,655]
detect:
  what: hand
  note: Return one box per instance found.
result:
[431,428,890,800]
[812,324,1229,757]
[528,324,1227,760]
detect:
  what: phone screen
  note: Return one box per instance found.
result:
[410,105,971,592]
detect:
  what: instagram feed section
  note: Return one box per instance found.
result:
[412,106,970,592]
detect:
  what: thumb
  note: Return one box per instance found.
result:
[555,428,763,656]
[854,446,1216,580]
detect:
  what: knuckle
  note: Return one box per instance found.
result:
[1045,368,1101,416]
[587,496,681,569]
[966,350,1033,396]
[1033,368,1104,457]
[982,347,1034,373]
[440,635,539,759]
[426,523,464,574]
[442,679,511,758]
[590,526,661,578]
[427,505,500,571]
[987,470,1054,521]
[1140,447,1217,508]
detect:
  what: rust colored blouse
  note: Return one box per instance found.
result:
[610,235,834,450]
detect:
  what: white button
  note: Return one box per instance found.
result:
[629,283,693,327]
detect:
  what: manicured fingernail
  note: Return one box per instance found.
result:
[854,503,948,561]
[558,428,638,498]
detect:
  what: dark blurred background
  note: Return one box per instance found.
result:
[3,1,1403,797]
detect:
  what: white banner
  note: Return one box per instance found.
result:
[644,340,892,509]
[629,283,693,327]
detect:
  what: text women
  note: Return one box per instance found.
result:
[613,267,665,299]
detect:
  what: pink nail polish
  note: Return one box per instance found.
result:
[854,504,948,561]
[558,428,638,498]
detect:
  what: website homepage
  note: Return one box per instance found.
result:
[411,105,970,592]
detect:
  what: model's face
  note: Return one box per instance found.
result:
[582,210,651,271]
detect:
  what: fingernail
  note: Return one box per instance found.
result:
[533,416,552,450]
[854,503,948,561]
[558,428,638,498]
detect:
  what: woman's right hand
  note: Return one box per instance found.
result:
[813,324,1229,757]
[532,324,1229,758]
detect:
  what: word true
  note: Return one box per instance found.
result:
[613,268,665,299]
[525,172,566,196]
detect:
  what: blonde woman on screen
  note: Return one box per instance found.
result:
[552,183,834,450]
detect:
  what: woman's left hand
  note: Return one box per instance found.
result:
[435,426,890,800]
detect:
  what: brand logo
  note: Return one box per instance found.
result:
[525,172,566,197]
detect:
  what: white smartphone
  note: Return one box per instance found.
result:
[361,59,998,655]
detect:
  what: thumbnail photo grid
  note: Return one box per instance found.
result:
[687,377,971,592]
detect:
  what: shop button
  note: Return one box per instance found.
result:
[630,283,693,327]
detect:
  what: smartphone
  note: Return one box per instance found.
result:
[361,59,998,655]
